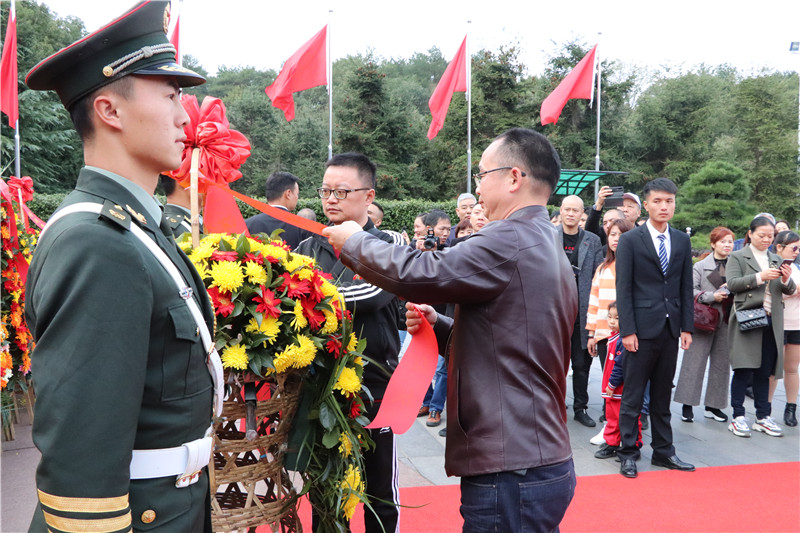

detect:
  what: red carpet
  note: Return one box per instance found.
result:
[275,462,800,532]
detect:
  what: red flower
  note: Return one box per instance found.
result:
[300,297,325,330]
[243,252,263,265]
[210,250,239,262]
[349,398,362,418]
[326,337,342,358]
[253,286,281,318]
[279,272,312,299]
[207,286,235,317]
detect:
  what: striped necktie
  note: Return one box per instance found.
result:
[657,234,668,275]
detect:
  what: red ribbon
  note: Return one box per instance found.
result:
[169,95,251,190]
[366,305,440,434]
[0,179,29,283]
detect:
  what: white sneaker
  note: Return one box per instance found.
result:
[753,416,783,437]
[728,416,751,438]
[589,423,607,445]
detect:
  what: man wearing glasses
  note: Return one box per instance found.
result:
[296,153,402,533]
[323,129,578,532]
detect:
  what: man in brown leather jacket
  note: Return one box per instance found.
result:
[324,128,578,533]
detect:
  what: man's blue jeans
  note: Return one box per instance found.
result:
[460,459,575,533]
[422,355,447,413]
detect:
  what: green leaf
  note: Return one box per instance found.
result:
[322,429,340,449]
[236,234,251,255]
[319,401,336,430]
[230,299,245,317]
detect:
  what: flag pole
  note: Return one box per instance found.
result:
[327,10,333,160]
[593,34,602,202]
[466,21,472,194]
[14,119,20,179]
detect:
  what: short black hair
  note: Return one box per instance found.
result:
[159,174,177,196]
[326,152,377,189]
[371,201,385,216]
[265,171,300,202]
[493,128,561,193]
[423,209,450,227]
[607,301,617,313]
[775,230,799,247]
[642,177,678,199]
[69,75,135,141]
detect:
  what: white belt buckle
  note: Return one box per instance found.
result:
[175,470,201,488]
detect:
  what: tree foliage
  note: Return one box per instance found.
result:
[4,4,799,232]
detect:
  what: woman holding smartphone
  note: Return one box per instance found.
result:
[726,217,796,438]
[768,230,800,426]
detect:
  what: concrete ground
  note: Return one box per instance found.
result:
[4,351,799,532]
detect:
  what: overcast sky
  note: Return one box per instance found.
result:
[37,0,800,79]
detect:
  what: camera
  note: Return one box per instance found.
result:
[423,227,438,250]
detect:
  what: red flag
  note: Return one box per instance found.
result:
[540,45,597,126]
[169,10,180,64]
[265,25,327,122]
[427,36,467,140]
[1,1,18,126]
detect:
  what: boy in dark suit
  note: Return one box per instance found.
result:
[614,177,695,478]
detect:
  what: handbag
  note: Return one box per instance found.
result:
[693,294,720,333]
[735,307,768,332]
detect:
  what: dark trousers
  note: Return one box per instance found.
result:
[570,324,593,412]
[460,459,576,533]
[363,404,399,533]
[731,318,778,420]
[617,325,678,462]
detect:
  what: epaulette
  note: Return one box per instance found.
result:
[99,200,132,231]
[165,215,184,231]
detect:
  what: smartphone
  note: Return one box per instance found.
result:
[604,186,625,208]
[782,259,795,267]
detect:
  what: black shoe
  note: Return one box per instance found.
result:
[704,407,728,423]
[599,413,606,424]
[438,427,447,437]
[785,403,798,427]
[640,414,649,431]
[620,459,638,478]
[594,444,619,459]
[681,405,694,422]
[574,409,597,428]
[651,455,695,471]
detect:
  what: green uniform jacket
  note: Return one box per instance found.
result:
[25,169,215,533]
[163,203,201,238]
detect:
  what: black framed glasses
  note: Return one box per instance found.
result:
[472,166,526,187]
[317,187,371,200]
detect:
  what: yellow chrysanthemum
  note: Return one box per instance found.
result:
[188,242,215,264]
[339,464,365,520]
[353,356,364,367]
[262,244,288,263]
[334,367,362,396]
[320,280,339,298]
[244,261,268,285]
[283,255,306,274]
[295,267,314,281]
[210,261,244,293]
[319,310,339,335]
[291,334,318,368]
[273,349,292,373]
[221,344,249,370]
[245,315,281,345]
[338,433,353,457]
[346,333,358,353]
[289,300,308,331]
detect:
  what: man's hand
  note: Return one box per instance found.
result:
[587,338,598,356]
[322,221,363,253]
[680,331,692,351]
[622,333,638,352]
[405,302,437,335]
[594,186,613,211]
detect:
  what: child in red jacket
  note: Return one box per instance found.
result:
[595,302,642,459]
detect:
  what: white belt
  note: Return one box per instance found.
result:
[130,426,214,487]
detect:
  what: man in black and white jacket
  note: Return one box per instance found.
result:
[296,152,401,533]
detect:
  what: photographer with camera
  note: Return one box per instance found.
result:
[415,209,451,251]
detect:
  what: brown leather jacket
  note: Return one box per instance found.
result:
[341,205,577,477]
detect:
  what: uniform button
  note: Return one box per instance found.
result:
[195,327,200,336]
[141,510,156,524]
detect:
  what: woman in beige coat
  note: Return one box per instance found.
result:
[726,217,796,438]
[674,227,734,423]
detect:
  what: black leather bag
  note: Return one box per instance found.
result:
[735,307,768,332]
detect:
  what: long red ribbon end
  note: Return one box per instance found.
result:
[366,305,440,434]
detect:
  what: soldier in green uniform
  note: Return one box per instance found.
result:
[24,2,221,531]
[160,174,203,238]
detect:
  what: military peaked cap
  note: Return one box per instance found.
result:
[26,1,204,109]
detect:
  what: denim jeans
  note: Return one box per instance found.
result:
[429,355,448,412]
[460,459,575,533]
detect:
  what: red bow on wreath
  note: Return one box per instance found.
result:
[169,95,251,235]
